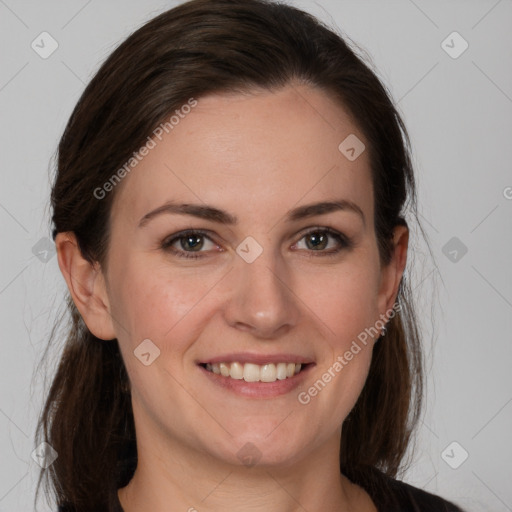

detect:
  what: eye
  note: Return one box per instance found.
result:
[161,230,220,260]
[292,227,352,257]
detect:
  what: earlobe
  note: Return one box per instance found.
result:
[377,224,409,316]
[55,232,117,340]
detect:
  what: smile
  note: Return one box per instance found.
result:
[203,362,304,383]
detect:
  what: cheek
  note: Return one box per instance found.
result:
[298,258,380,412]
[109,257,210,342]
[308,260,381,344]
[108,261,212,404]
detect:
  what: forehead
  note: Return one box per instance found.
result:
[111,84,373,228]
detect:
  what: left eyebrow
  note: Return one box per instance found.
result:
[138,199,365,228]
[286,200,365,227]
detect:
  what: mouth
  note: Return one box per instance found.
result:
[200,361,311,383]
[196,353,315,398]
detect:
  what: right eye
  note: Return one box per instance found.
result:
[161,229,221,259]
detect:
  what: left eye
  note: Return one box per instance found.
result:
[293,229,346,252]
[161,228,351,260]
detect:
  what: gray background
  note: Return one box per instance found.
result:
[0,0,511,510]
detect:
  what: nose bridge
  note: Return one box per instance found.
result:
[225,241,299,337]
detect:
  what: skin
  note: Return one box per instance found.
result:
[56,84,408,512]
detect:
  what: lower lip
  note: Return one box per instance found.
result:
[198,364,314,398]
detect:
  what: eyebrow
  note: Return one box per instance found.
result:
[138,199,365,228]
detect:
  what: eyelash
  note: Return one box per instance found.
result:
[161,227,353,260]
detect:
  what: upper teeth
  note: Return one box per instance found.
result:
[205,362,302,382]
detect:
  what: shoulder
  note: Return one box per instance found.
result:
[383,476,465,511]
[351,466,466,512]
[57,500,124,512]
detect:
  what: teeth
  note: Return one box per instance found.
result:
[230,362,244,380]
[276,362,288,380]
[243,363,260,382]
[204,362,303,382]
[260,364,276,382]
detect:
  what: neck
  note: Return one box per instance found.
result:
[118,431,372,512]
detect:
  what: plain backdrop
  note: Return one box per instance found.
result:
[0,1,511,511]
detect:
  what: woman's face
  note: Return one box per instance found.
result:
[97,84,405,468]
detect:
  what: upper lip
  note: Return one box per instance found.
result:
[199,352,315,365]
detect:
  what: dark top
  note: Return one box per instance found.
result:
[58,465,465,512]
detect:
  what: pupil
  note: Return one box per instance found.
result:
[308,232,326,250]
[184,235,202,251]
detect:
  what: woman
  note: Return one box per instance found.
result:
[36,0,465,510]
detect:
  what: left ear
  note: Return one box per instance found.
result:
[376,224,409,316]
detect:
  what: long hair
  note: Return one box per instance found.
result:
[36,0,424,509]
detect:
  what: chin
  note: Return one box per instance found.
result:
[208,422,312,469]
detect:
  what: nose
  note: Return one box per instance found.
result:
[223,247,300,339]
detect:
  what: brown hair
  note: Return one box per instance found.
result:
[37,0,424,509]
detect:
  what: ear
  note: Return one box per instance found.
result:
[55,232,116,340]
[376,224,409,316]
